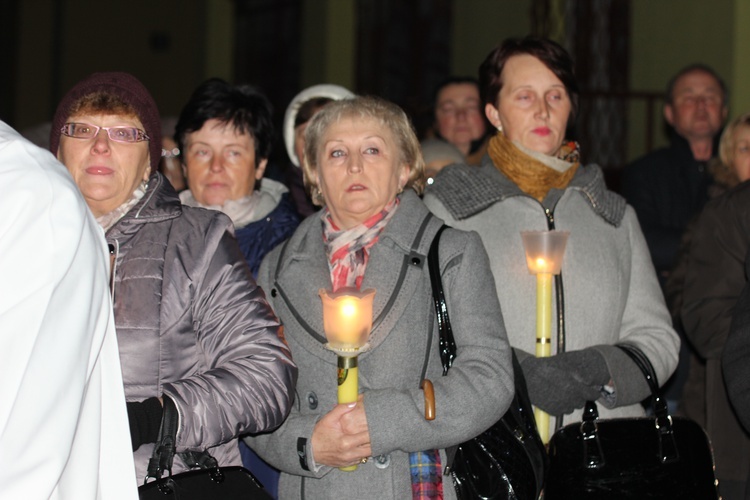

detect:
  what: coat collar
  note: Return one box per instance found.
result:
[272,191,441,359]
[106,172,182,239]
[429,155,627,227]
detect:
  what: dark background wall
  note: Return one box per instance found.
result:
[2,0,748,171]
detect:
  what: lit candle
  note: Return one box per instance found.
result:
[321,295,370,349]
[521,231,569,444]
[319,288,376,471]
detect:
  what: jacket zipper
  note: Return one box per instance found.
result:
[542,206,567,431]
[107,241,119,303]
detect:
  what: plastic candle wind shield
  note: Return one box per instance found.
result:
[318,288,376,351]
[520,230,569,275]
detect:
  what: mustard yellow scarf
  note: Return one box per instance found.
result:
[488,132,580,202]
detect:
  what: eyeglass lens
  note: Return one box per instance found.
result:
[62,123,148,143]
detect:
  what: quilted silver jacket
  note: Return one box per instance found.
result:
[107,173,297,481]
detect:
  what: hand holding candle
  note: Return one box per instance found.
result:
[521,231,569,444]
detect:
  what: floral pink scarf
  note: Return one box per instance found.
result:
[322,198,399,292]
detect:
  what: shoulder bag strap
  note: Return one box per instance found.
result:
[426,224,456,375]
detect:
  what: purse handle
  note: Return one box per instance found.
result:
[144,396,223,487]
[581,344,679,469]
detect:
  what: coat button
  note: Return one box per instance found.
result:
[271,288,278,297]
[411,257,421,266]
[373,454,390,469]
[306,392,318,410]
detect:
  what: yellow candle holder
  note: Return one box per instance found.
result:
[521,230,569,444]
[319,287,376,471]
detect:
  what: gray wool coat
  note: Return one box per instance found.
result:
[245,190,513,499]
[424,159,679,436]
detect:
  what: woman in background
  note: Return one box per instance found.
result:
[429,76,490,165]
[680,112,750,498]
[282,84,354,218]
[175,78,299,276]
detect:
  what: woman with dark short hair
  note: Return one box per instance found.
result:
[425,36,679,438]
[430,76,490,165]
[175,78,299,276]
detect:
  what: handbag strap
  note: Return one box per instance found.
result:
[427,224,456,375]
[580,344,679,465]
[616,344,671,425]
[145,396,221,484]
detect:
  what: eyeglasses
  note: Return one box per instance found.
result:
[436,104,481,117]
[61,123,150,143]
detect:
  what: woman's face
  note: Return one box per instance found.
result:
[485,54,572,156]
[435,83,486,155]
[57,113,151,217]
[732,125,750,182]
[183,118,267,206]
[316,116,410,230]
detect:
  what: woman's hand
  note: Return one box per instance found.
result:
[311,394,372,468]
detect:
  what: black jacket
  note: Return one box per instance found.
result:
[622,133,714,280]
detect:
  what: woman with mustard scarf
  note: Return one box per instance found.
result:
[424,36,679,440]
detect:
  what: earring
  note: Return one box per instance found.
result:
[497,126,503,133]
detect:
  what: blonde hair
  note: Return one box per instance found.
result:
[302,96,425,206]
[705,112,750,191]
[719,112,750,168]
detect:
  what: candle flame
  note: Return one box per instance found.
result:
[341,299,357,317]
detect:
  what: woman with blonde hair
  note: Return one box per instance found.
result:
[245,96,513,499]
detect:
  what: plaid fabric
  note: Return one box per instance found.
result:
[322,198,399,291]
[410,450,443,499]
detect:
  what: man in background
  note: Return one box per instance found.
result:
[623,64,728,286]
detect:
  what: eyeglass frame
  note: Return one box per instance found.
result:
[60,123,150,143]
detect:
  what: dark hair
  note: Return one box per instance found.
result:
[175,78,274,162]
[295,97,334,128]
[665,64,728,105]
[479,36,579,120]
[432,76,480,107]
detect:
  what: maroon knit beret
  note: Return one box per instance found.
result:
[49,72,162,171]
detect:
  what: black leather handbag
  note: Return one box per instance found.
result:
[545,344,719,499]
[426,225,547,500]
[138,397,272,500]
